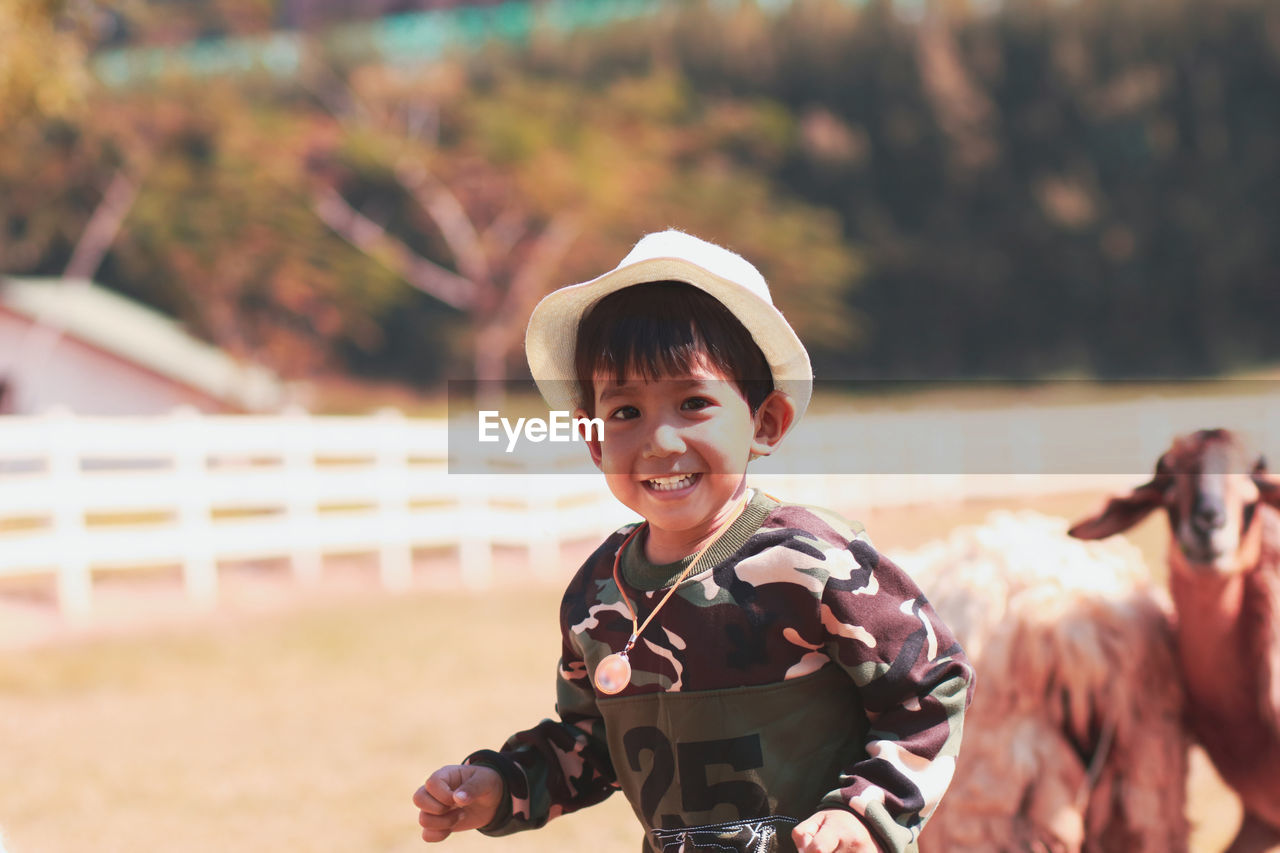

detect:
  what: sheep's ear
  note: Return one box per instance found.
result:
[1252,456,1280,509]
[1068,479,1168,540]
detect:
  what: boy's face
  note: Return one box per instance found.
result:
[578,357,793,560]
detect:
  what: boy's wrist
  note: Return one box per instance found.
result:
[810,801,891,853]
[462,750,512,833]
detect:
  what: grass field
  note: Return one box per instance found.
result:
[0,490,1242,852]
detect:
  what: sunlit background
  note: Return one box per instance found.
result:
[1,0,1278,850]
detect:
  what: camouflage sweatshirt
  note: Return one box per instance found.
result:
[467,490,974,853]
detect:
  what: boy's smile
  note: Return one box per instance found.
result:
[644,473,699,492]
[578,360,792,564]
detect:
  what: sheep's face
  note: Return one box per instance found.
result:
[1069,428,1280,577]
[1164,431,1261,576]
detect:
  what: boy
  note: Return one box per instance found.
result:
[416,231,973,853]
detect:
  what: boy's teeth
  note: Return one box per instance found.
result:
[647,474,696,491]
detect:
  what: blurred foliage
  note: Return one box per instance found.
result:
[108,83,401,376]
[0,0,96,125]
[3,0,1279,387]
[297,51,857,383]
[521,0,1280,379]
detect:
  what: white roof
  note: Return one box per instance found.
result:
[0,277,284,411]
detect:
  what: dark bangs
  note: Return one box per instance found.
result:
[573,281,773,414]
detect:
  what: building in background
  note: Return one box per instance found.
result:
[0,277,285,415]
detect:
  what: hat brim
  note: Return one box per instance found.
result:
[525,256,813,423]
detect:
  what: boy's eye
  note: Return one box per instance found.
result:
[681,397,713,411]
[608,405,639,421]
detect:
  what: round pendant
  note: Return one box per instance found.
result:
[594,652,632,695]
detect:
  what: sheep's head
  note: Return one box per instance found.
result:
[1069,429,1280,577]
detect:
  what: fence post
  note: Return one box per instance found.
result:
[525,449,567,582]
[47,408,92,621]
[284,406,323,584]
[172,407,218,608]
[457,474,493,589]
[376,408,413,591]
[448,413,494,588]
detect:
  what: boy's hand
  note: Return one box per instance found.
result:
[792,808,883,853]
[414,764,503,843]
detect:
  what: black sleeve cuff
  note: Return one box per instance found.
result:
[463,749,515,834]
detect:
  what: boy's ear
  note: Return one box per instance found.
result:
[750,391,796,459]
[575,407,604,469]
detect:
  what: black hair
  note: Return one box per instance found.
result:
[573,281,773,415]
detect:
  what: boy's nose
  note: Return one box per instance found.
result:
[644,423,686,457]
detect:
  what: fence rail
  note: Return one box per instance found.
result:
[2,387,1278,619]
[0,408,635,619]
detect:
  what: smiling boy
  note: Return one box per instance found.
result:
[415,231,973,853]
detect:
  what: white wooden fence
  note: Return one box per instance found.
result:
[2,386,1278,620]
[0,407,633,620]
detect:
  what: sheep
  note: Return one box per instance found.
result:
[892,510,1189,852]
[1069,428,1280,853]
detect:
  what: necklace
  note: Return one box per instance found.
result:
[593,493,750,695]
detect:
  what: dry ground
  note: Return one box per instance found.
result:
[0,490,1241,852]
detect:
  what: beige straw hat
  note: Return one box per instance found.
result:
[524,229,813,421]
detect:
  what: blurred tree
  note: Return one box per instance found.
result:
[0,0,127,273]
[0,0,96,126]
[12,0,1275,388]
[598,0,1280,378]
[307,64,585,390]
[0,0,153,387]
[103,80,403,377]
[306,59,859,390]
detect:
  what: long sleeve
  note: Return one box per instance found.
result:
[815,537,974,852]
[465,544,625,834]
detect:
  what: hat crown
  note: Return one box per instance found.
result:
[618,230,774,305]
